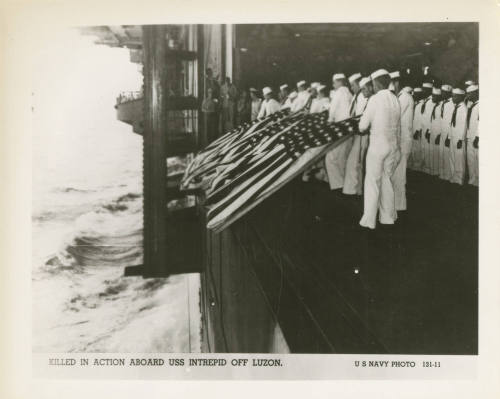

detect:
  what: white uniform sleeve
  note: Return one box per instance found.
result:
[359,96,374,132]
[457,106,468,140]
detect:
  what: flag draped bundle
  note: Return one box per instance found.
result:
[181,109,360,232]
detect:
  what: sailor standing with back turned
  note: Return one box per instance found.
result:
[358,69,401,229]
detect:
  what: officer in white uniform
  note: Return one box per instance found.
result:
[290,80,311,113]
[428,88,442,176]
[309,84,330,114]
[448,88,468,185]
[257,87,281,119]
[358,69,401,229]
[343,73,369,195]
[324,73,353,190]
[392,76,415,211]
[438,85,454,180]
[409,87,424,170]
[419,82,434,174]
[466,85,479,186]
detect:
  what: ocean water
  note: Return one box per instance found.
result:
[32,33,201,353]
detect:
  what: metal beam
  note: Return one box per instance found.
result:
[142,25,169,277]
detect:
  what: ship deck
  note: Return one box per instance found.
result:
[201,170,478,354]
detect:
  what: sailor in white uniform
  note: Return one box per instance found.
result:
[465,85,479,186]
[257,86,281,119]
[279,84,292,110]
[419,82,434,174]
[324,73,353,190]
[428,88,442,176]
[290,80,311,113]
[309,84,330,114]
[392,75,415,211]
[409,87,424,170]
[448,88,468,185]
[343,73,369,195]
[438,85,454,180]
[358,69,401,229]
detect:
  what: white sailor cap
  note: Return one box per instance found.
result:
[390,71,400,79]
[465,80,475,86]
[359,77,371,88]
[348,73,362,83]
[332,73,346,81]
[452,88,465,95]
[422,82,433,89]
[413,87,423,93]
[262,86,273,96]
[317,84,326,91]
[289,91,298,99]
[432,88,442,95]
[466,85,478,93]
[280,84,289,91]
[297,80,306,88]
[370,69,390,80]
[441,84,452,92]
[402,86,413,93]
[311,82,320,89]
[249,87,258,93]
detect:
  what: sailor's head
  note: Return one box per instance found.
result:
[452,88,466,104]
[390,71,400,92]
[370,69,391,93]
[432,87,442,103]
[359,77,374,98]
[297,80,308,92]
[413,87,423,101]
[317,84,328,98]
[422,82,433,96]
[441,84,452,100]
[466,85,479,102]
[262,86,273,100]
[332,73,347,90]
[310,82,320,97]
[249,87,259,100]
[280,84,290,97]
[348,73,362,94]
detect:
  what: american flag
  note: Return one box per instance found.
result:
[181,109,360,232]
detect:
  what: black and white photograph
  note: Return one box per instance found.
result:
[2,0,500,395]
[31,22,478,356]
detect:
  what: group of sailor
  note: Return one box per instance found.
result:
[251,69,479,229]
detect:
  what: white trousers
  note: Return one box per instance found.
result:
[392,149,410,211]
[325,137,354,190]
[467,140,479,186]
[449,138,466,185]
[421,129,431,174]
[429,131,441,175]
[343,135,368,195]
[409,133,422,171]
[360,143,398,229]
[439,137,452,180]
